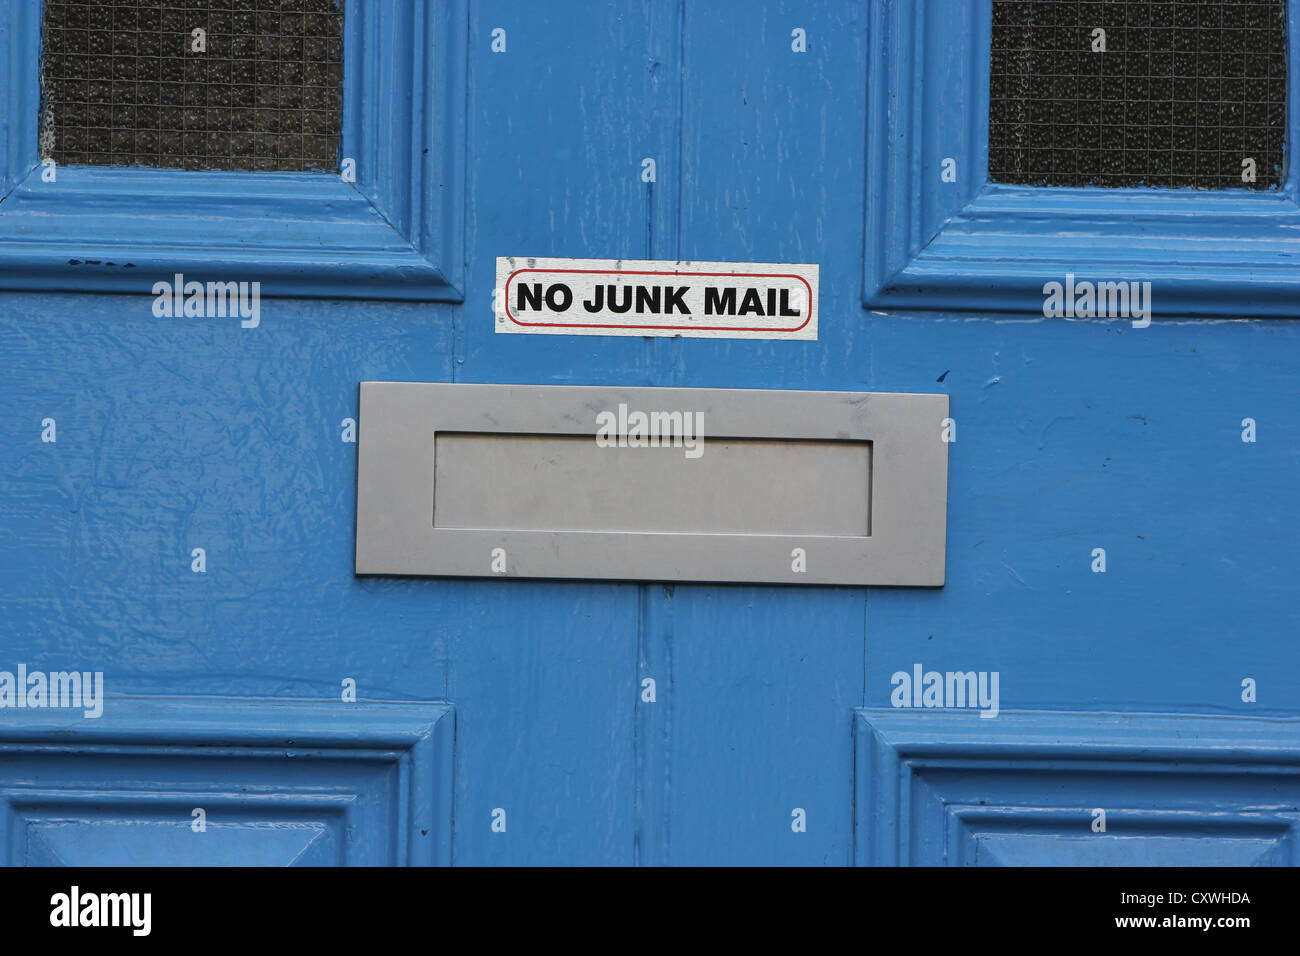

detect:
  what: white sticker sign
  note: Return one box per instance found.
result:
[495,257,818,340]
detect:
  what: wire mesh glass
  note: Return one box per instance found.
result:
[990,0,1287,189]
[41,0,344,172]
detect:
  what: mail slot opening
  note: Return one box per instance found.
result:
[432,432,871,537]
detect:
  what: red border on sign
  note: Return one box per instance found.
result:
[503,268,814,332]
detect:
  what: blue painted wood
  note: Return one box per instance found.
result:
[0,0,1296,866]
[0,697,454,865]
[443,580,638,866]
[0,0,466,300]
[664,586,865,865]
[854,709,1300,866]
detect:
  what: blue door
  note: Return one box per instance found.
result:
[0,0,1297,866]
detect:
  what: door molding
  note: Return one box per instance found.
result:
[854,708,1300,866]
[0,0,466,300]
[0,696,455,866]
[863,0,1300,317]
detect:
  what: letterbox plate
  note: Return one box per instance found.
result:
[355,383,948,586]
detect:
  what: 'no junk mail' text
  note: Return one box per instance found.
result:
[495,257,819,340]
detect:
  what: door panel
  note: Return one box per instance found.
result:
[855,710,1300,866]
[0,699,453,866]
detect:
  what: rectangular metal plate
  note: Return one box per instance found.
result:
[355,383,948,586]
[432,433,871,535]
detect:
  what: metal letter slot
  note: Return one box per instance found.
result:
[355,383,948,586]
